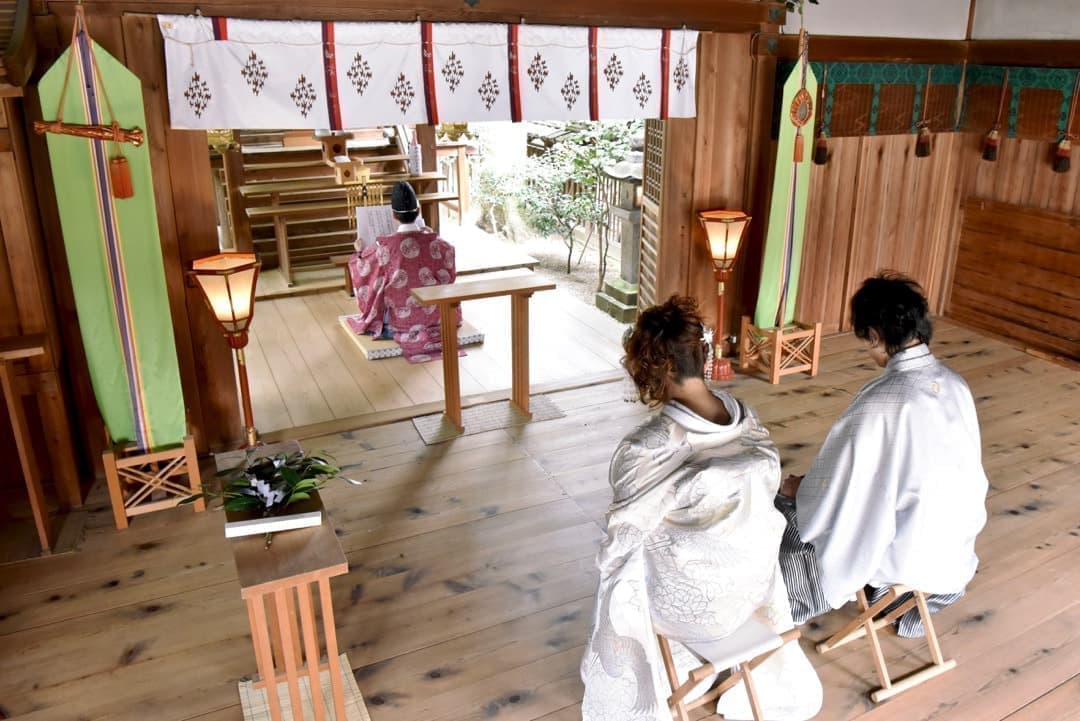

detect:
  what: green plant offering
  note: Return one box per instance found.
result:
[183,450,344,515]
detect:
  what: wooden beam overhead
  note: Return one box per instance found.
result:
[968,40,1080,69]
[756,34,969,64]
[43,0,786,32]
[757,33,1080,69]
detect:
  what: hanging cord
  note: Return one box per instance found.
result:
[38,5,143,148]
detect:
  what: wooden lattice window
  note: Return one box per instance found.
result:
[638,119,665,309]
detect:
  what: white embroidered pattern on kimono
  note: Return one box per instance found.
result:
[581,393,822,721]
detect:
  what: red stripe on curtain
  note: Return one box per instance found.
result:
[422,22,439,125]
[508,24,522,123]
[660,28,671,120]
[212,17,228,41]
[322,22,343,130]
[589,27,599,121]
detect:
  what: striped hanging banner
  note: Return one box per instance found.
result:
[74,29,151,448]
[754,35,818,329]
[38,20,187,450]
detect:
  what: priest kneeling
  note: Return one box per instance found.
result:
[347,181,459,363]
[776,272,989,637]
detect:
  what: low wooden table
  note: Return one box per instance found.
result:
[221,441,349,721]
[411,274,555,432]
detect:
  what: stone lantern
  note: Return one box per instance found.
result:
[594,150,643,322]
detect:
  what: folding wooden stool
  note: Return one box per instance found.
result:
[657,619,801,721]
[102,432,205,530]
[815,585,956,703]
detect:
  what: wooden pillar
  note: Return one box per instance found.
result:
[222,147,251,250]
[122,14,241,450]
[652,33,777,339]
[416,124,440,232]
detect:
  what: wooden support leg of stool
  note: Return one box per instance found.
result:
[183,435,206,513]
[101,446,128,530]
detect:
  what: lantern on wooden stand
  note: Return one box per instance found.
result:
[189,253,261,447]
[697,210,751,381]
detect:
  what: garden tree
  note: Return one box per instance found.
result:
[517,121,641,285]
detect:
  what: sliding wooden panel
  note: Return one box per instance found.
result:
[949,199,1079,360]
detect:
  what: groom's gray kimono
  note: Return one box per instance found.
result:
[777,344,989,635]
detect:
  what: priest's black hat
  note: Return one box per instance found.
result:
[391,181,419,214]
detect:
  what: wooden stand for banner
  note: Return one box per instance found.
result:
[102,433,204,530]
[739,316,822,384]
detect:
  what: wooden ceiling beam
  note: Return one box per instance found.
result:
[757,33,1080,69]
[968,40,1080,69]
[755,34,969,64]
[42,0,786,32]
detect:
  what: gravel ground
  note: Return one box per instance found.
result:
[472,207,621,308]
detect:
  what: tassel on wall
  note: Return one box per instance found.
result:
[983,70,1009,162]
[915,125,932,158]
[915,67,933,158]
[1052,72,1078,174]
[813,66,829,165]
[110,156,134,199]
[982,128,1000,161]
[1052,138,1072,174]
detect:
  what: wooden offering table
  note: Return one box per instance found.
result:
[411,274,555,432]
[222,441,349,721]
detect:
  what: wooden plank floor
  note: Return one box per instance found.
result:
[247,284,626,433]
[0,320,1077,721]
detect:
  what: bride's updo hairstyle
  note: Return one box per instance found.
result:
[623,295,706,406]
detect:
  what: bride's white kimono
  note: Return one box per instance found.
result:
[581,392,822,721]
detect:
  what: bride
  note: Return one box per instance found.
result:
[580,295,822,721]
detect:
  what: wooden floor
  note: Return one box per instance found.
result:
[1,320,1077,721]
[246,283,625,434]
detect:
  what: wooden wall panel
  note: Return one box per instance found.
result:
[121,13,239,450]
[876,85,915,135]
[649,32,777,346]
[796,133,963,331]
[1016,88,1063,140]
[794,137,860,332]
[830,84,873,136]
[688,32,754,337]
[949,199,1079,359]
[965,134,1080,216]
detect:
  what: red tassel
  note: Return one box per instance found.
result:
[915,126,932,158]
[813,135,828,165]
[793,133,805,163]
[1052,138,1072,173]
[110,156,134,199]
[982,129,1000,162]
